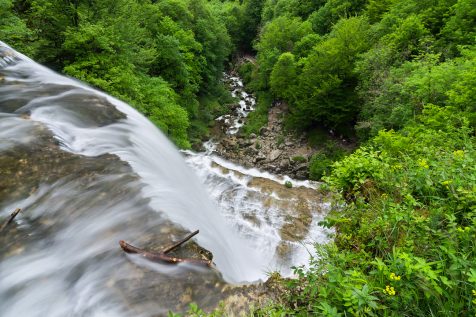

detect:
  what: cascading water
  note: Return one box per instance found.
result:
[0,42,331,316]
[215,74,256,135]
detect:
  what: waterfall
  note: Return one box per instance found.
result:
[0,42,262,316]
[0,42,330,316]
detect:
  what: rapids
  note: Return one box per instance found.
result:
[0,42,330,316]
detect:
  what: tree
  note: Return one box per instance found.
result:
[255,15,312,89]
[270,52,298,100]
[0,0,34,55]
[308,0,368,35]
[290,16,371,131]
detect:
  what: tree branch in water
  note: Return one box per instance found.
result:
[1,208,21,232]
[119,230,212,267]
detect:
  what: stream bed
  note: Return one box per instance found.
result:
[0,42,331,316]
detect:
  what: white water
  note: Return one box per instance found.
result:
[215,74,256,135]
[0,42,331,316]
[184,146,330,275]
[0,43,262,283]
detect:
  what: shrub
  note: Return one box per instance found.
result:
[309,152,333,180]
[268,105,476,316]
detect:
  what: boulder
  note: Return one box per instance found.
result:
[279,159,288,169]
[254,155,266,163]
[295,170,309,180]
[294,163,308,172]
[268,149,282,162]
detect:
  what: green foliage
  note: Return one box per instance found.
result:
[284,180,293,188]
[271,105,476,316]
[255,15,312,89]
[357,47,476,138]
[309,140,349,180]
[252,0,475,141]
[2,0,237,148]
[242,92,273,136]
[269,52,297,100]
[291,156,306,163]
[289,16,371,130]
[237,61,258,87]
[309,152,334,180]
[307,0,368,35]
[243,0,266,49]
[441,0,476,56]
[0,0,34,55]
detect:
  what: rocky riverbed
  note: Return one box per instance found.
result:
[212,73,315,180]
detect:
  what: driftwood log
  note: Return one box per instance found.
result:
[0,208,21,232]
[119,230,212,267]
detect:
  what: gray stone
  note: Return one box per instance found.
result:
[259,127,268,135]
[255,155,266,163]
[295,170,309,180]
[268,149,282,162]
[279,159,288,168]
[294,163,308,172]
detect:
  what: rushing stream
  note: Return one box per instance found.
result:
[0,42,330,316]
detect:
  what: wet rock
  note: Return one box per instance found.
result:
[192,142,206,152]
[276,242,294,262]
[279,200,312,242]
[295,170,309,180]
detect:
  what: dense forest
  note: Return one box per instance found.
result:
[2,0,475,315]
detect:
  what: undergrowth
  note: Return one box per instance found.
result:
[261,105,476,316]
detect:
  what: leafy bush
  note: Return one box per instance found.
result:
[275,105,476,316]
[238,61,257,87]
[309,140,349,181]
[309,152,333,180]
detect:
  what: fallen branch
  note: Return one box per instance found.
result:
[119,230,212,267]
[0,208,21,232]
[161,229,199,254]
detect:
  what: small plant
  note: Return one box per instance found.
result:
[309,152,333,180]
[284,181,293,188]
[291,155,307,163]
